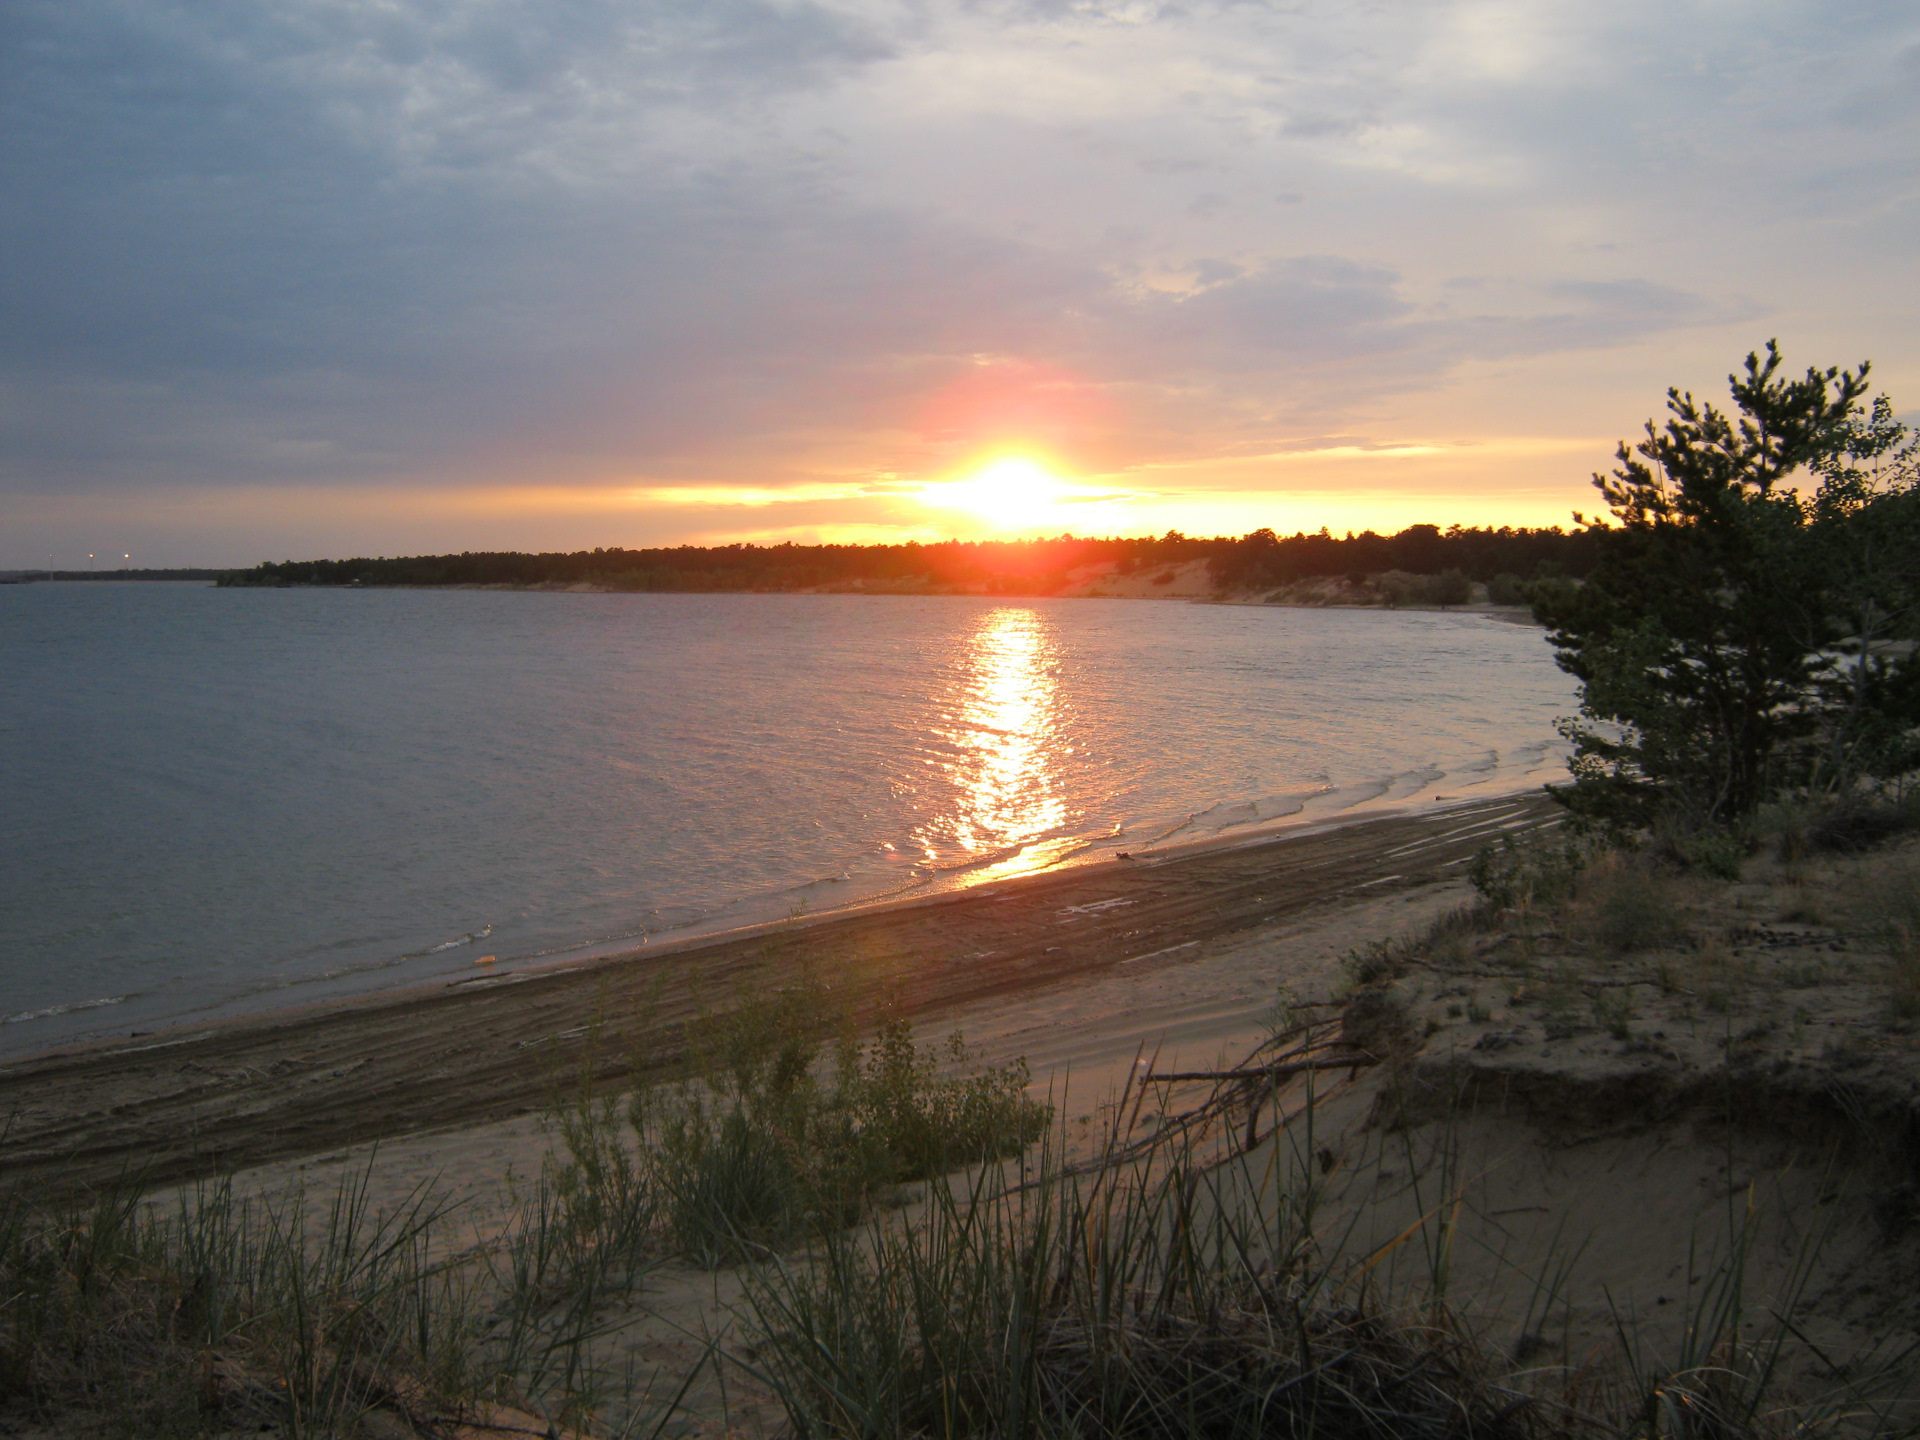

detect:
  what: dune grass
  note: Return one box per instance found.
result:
[0,1161,500,1437]
[729,1093,1536,1440]
[7,924,1916,1436]
[727,1059,1914,1440]
[0,1001,1049,1436]
[635,993,1052,1267]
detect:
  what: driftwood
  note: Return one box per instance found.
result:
[1145,1052,1379,1084]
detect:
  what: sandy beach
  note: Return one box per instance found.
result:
[154,796,1920,1439]
[0,793,1556,1192]
[8,783,1920,1439]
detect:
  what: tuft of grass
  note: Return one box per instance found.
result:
[1337,937,1405,992]
[1889,925,1920,1021]
[732,1069,1906,1440]
[1777,886,1829,925]
[632,995,1052,1268]
[1566,853,1689,956]
[1469,832,1591,915]
[1591,986,1635,1040]
[736,1100,1537,1440]
[0,1166,510,1438]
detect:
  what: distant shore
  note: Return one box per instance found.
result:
[6,569,1546,620]
[0,792,1558,1191]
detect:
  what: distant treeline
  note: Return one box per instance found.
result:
[218,525,1599,595]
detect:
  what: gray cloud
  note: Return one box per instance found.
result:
[3,0,1916,559]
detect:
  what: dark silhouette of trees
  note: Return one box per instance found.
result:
[219,525,1604,596]
[1535,342,1920,830]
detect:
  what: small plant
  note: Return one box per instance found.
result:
[1468,831,1591,914]
[632,996,1050,1268]
[1889,923,1920,1021]
[1538,979,1587,1040]
[1337,937,1406,994]
[1780,958,1828,989]
[1260,984,1314,1043]
[1567,852,1688,955]
[1592,986,1635,1040]
[1778,886,1829,925]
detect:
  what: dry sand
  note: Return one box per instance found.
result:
[9,794,1919,1437]
[202,820,1920,1438]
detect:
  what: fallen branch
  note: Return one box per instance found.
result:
[1146,1053,1379,1084]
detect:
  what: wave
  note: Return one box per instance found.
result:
[417,923,493,956]
[4,994,128,1026]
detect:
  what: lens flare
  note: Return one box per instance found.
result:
[919,457,1068,530]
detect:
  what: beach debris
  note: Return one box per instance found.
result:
[474,953,497,964]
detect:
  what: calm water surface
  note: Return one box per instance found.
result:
[0,584,1576,1052]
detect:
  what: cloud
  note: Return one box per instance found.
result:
[2,0,1916,564]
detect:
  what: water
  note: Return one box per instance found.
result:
[0,583,1576,1053]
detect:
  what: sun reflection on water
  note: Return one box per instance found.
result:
[919,608,1068,876]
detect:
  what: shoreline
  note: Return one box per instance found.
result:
[8,576,1543,619]
[2,767,1564,1061]
[0,791,1559,1191]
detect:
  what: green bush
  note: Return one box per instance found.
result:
[1467,832,1591,913]
[633,1000,1051,1267]
[1486,572,1529,606]
[1567,853,1688,955]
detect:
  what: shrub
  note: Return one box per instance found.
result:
[1807,796,1920,852]
[1656,822,1748,879]
[1468,832,1590,913]
[1487,572,1529,606]
[1566,852,1688,955]
[738,1125,1537,1440]
[1425,567,1473,607]
[633,1000,1050,1267]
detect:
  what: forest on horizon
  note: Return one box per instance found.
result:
[209,523,1601,595]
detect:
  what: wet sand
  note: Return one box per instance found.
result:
[0,793,1557,1191]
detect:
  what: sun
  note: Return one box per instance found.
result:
[919,457,1068,530]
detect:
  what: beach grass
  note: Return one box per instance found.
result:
[727,1069,1911,1440]
[0,1003,1050,1436]
[633,989,1052,1268]
[9,826,1920,1437]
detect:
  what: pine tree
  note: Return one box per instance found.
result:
[1534,342,1870,828]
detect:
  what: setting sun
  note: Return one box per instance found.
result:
[919,457,1069,531]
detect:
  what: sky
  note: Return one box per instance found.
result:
[3,0,1917,568]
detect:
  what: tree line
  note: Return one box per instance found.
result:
[218,524,1599,596]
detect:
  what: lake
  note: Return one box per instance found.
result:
[0,583,1576,1052]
